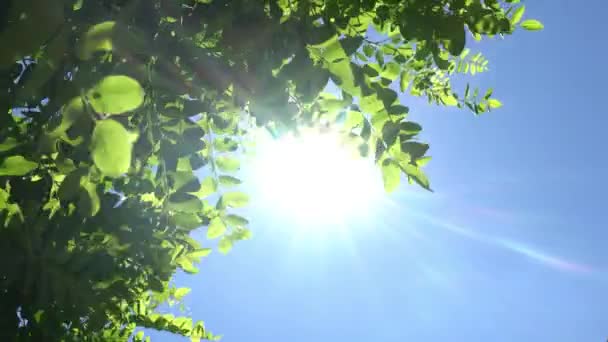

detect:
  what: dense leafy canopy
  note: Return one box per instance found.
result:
[0,0,541,340]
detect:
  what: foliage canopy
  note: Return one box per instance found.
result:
[0,0,541,340]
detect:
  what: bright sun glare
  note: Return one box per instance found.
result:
[250,125,383,225]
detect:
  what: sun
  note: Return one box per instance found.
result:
[248,124,384,226]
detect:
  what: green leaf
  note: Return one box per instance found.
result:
[381,159,401,193]
[399,121,422,136]
[387,105,409,116]
[79,179,100,216]
[520,19,544,31]
[224,214,249,228]
[363,44,374,57]
[33,310,44,324]
[401,164,431,191]
[511,6,525,25]
[173,287,191,300]
[177,257,198,274]
[487,98,503,109]
[193,176,217,198]
[399,71,411,92]
[441,93,459,106]
[382,121,400,147]
[188,248,212,261]
[0,137,19,152]
[134,331,145,342]
[415,156,432,167]
[73,0,83,11]
[218,237,233,254]
[381,62,401,81]
[375,49,385,65]
[170,171,201,193]
[401,142,429,160]
[0,156,37,176]
[87,75,145,115]
[231,228,252,241]
[58,168,87,201]
[91,119,136,178]
[344,110,364,130]
[168,193,203,213]
[218,175,242,187]
[171,212,202,230]
[219,192,249,208]
[206,218,226,239]
[77,21,116,60]
[214,137,238,152]
[48,97,87,136]
[215,156,240,172]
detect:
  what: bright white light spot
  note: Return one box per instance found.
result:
[249,126,383,226]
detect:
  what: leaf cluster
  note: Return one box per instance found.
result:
[0,0,541,339]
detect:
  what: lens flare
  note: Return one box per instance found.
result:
[397,206,595,275]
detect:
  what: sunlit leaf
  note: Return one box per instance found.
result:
[177,257,198,274]
[224,214,249,228]
[77,21,116,60]
[215,156,240,172]
[193,176,218,199]
[219,192,249,209]
[487,98,503,109]
[0,138,19,152]
[520,19,544,31]
[511,6,525,25]
[87,75,145,115]
[168,193,203,213]
[91,119,136,177]
[0,156,37,176]
[188,248,212,261]
[73,0,83,11]
[401,164,431,191]
[218,237,233,254]
[381,159,401,193]
[174,287,191,300]
[218,175,242,187]
[79,179,100,216]
[206,218,226,239]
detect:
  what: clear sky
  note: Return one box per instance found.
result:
[149,1,608,341]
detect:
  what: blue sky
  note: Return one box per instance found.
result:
[149,1,608,341]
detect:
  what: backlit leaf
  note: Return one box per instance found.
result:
[401,164,431,191]
[87,75,145,115]
[224,214,249,228]
[0,156,37,176]
[168,193,203,213]
[190,176,217,199]
[215,156,240,172]
[218,237,233,254]
[91,119,136,177]
[219,192,249,208]
[381,159,401,193]
[218,175,242,187]
[174,287,191,300]
[0,138,19,152]
[511,6,525,25]
[206,218,226,239]
[77,21,116,60]
[520,19,544,31]
[487,98,503,109]
[188,248,212,261]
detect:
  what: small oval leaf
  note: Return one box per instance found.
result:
[520,19,544,31]
[87,75,145,115]
[91,120,136,177]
